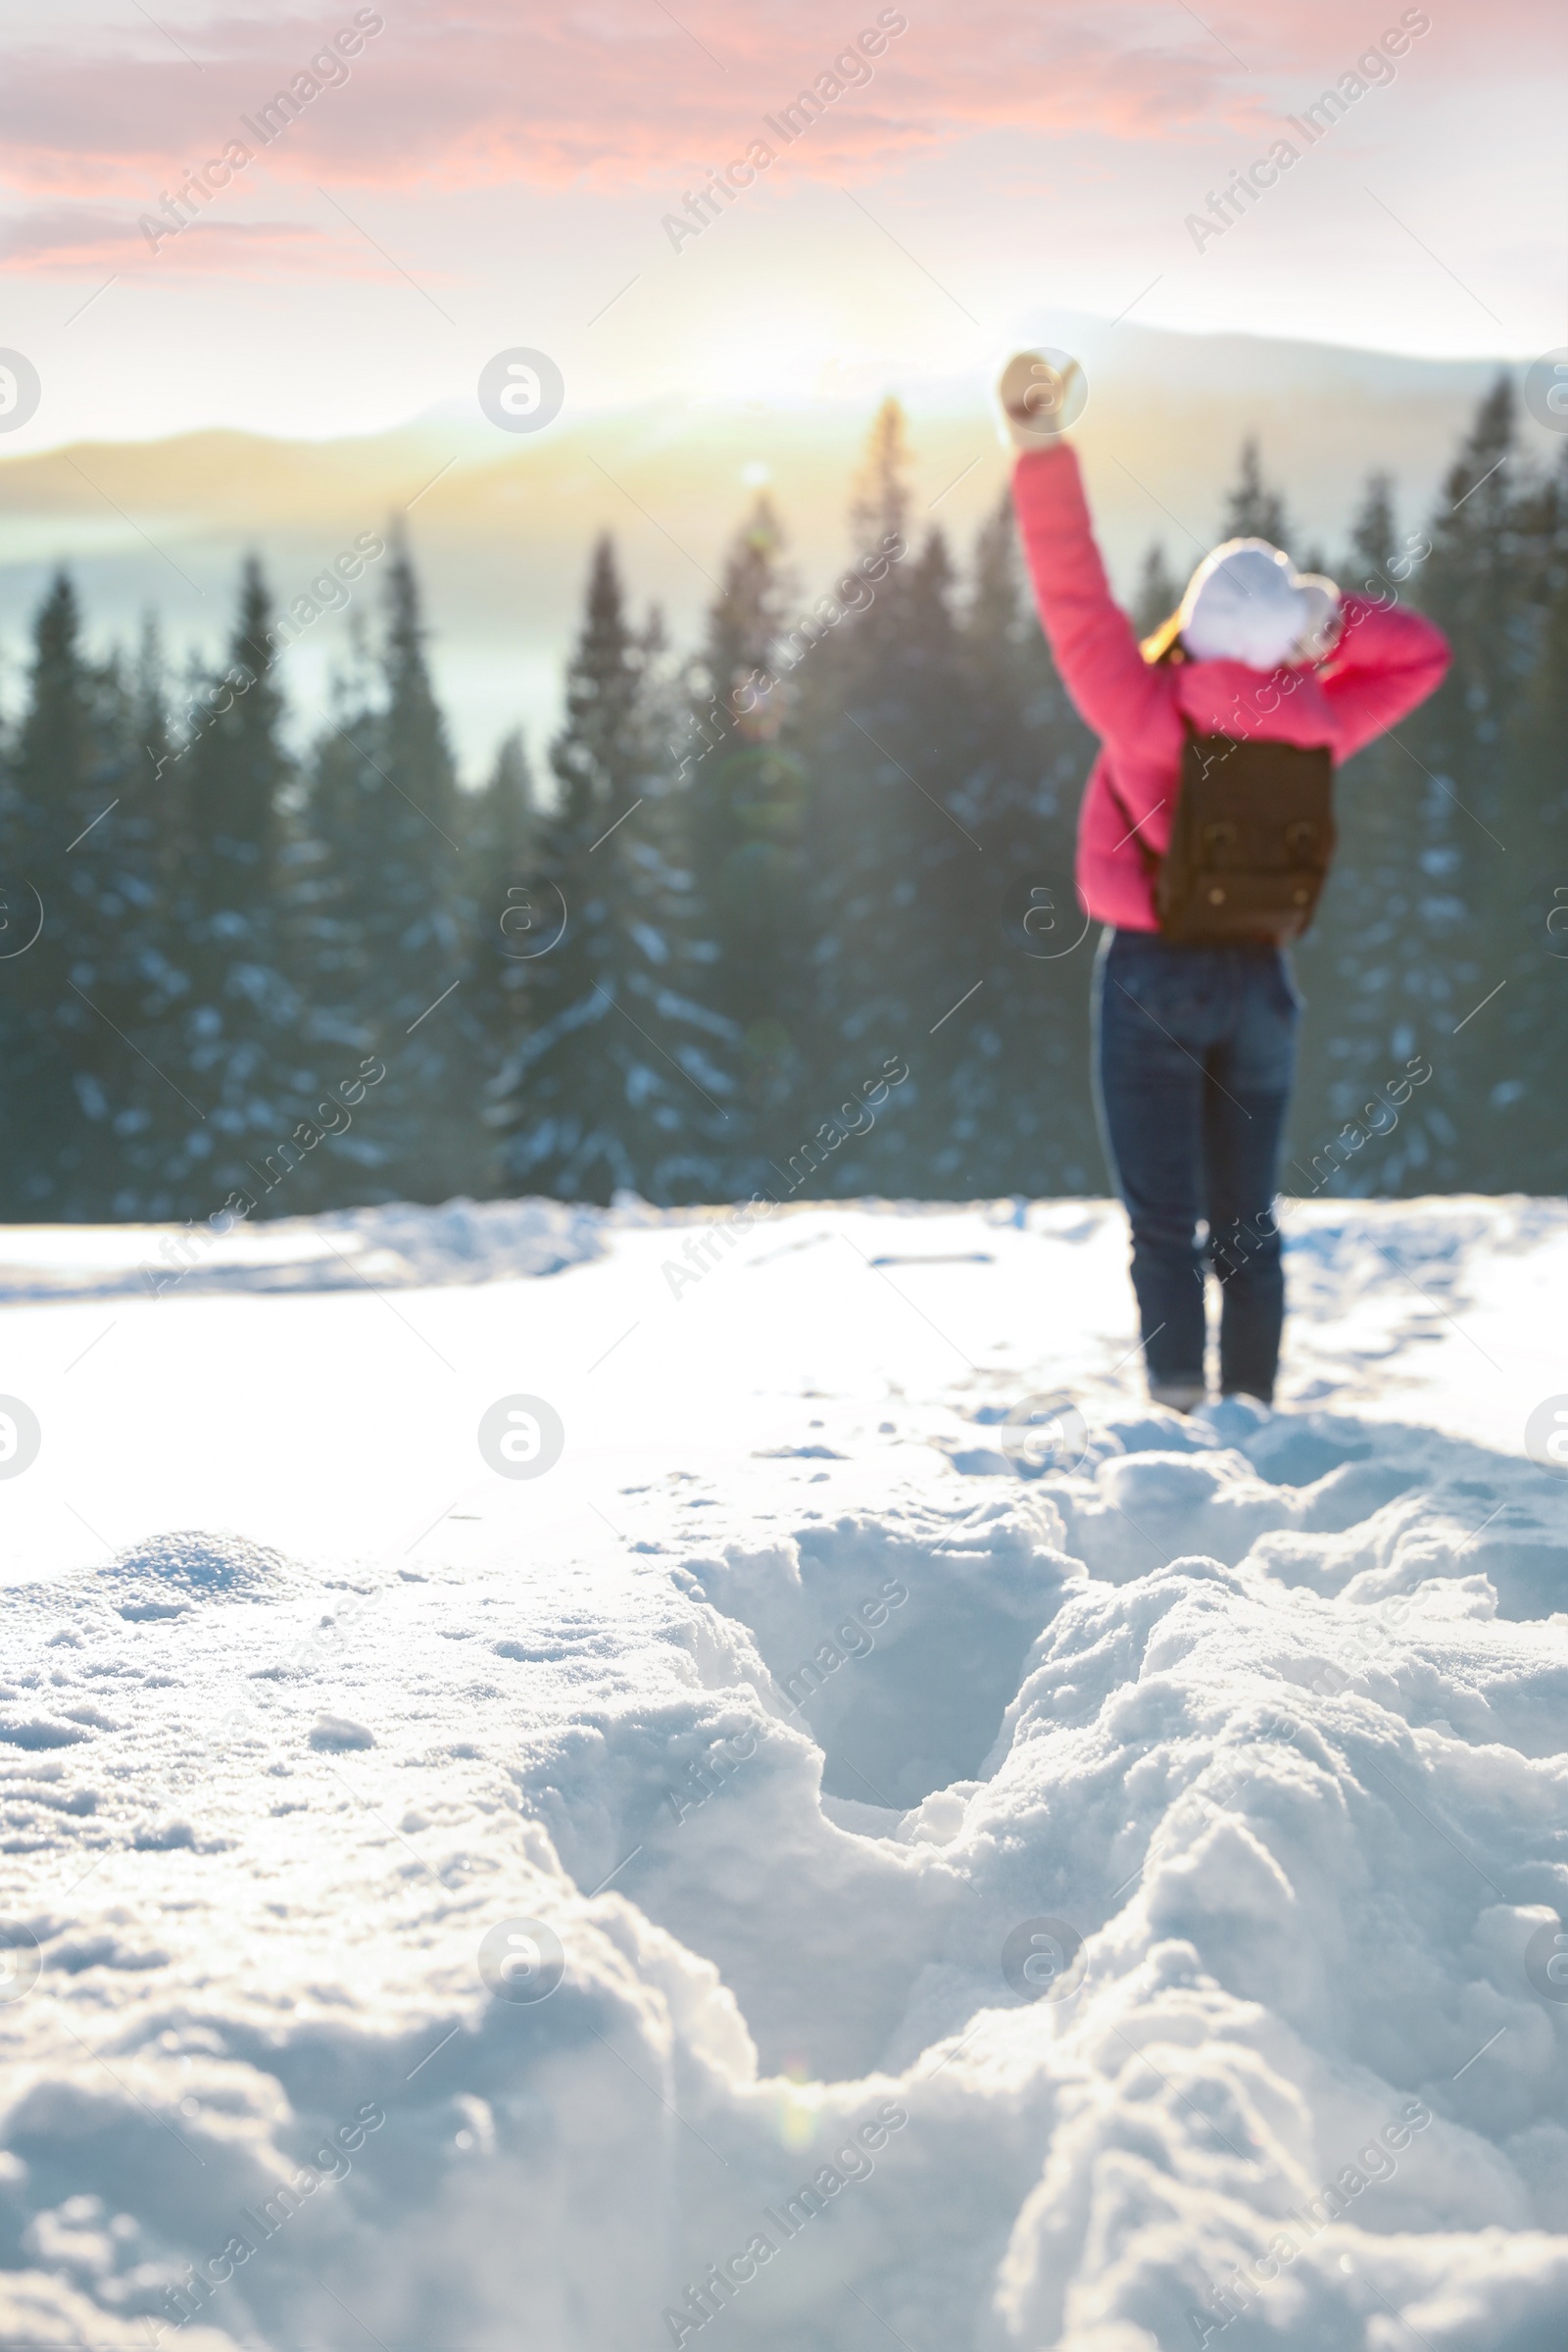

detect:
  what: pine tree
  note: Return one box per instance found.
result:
[0,575,91,1212]
[292,536,468,1205]
[456,728,538,1192]
[1391,376,1521,1183]
[1348,471,1398,584]
[1438,400,1568,1188]
[795,492,970,1192]
[849,520,981,1192]
[679,497,810,1181]
[833,395,919,692]
[88,620,189,1216]
[0,575,172,1216]
[468,731,536,881]
[493,537,731,1202]
[772,402,956,1192]
[361,533,467,1196]
[128,558,312,1216]
[851,398,914,568]
[1132,541,1182,637]
[1221,437,1291,550]
[1504,441,1568,1188]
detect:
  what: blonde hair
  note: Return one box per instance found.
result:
[1139,609,1186,664]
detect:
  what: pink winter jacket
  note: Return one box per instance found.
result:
[1010,443,1451,932]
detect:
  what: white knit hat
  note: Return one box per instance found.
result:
[1179,538,1341,669]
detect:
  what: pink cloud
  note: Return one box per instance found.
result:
[0,1,1553,204]
[0,201,378,277]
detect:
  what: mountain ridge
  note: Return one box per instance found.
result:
[0,317,1541,770]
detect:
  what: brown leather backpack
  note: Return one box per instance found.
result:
[1112,724,1336,946]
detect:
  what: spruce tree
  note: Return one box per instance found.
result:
[787,404,956,1193]
[1438,400,1568,1188]
[1221,437,1292,551]
[679,497,810,1185]
[493,537,730,1202]
[456,728,538,1193]
[87,621,189,1217]
[1505,442,1568,1189]
[856,520,982,1190]
[1348,471,1398,582]
[0,575,172,1216]
[1132,542,1182,637]
[131,558,310,1216]
[1391,376,1521,1184]
[293,536,468,1205]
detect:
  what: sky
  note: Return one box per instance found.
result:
[0,0,1562,453]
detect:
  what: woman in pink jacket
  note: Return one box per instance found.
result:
[1001,352,1449,1412]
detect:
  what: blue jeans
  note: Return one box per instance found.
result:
[1092,929,1299,1402]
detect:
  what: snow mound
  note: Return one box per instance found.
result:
[108,1531,290,1592]
[0,1193,604,1298]
[91,1531,295,1621]
[5,1196,1568,2349]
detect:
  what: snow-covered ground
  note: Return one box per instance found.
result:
[2,1193,1567,2351]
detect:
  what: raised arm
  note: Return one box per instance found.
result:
[1010,442,1170,755]
[1317,592,1450,762]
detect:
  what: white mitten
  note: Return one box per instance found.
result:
[997,349,1087,451]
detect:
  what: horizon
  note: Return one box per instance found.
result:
[0,311,1543,462]
[0,317,1551,778]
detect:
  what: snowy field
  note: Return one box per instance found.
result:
[2,1192,1567,2351]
